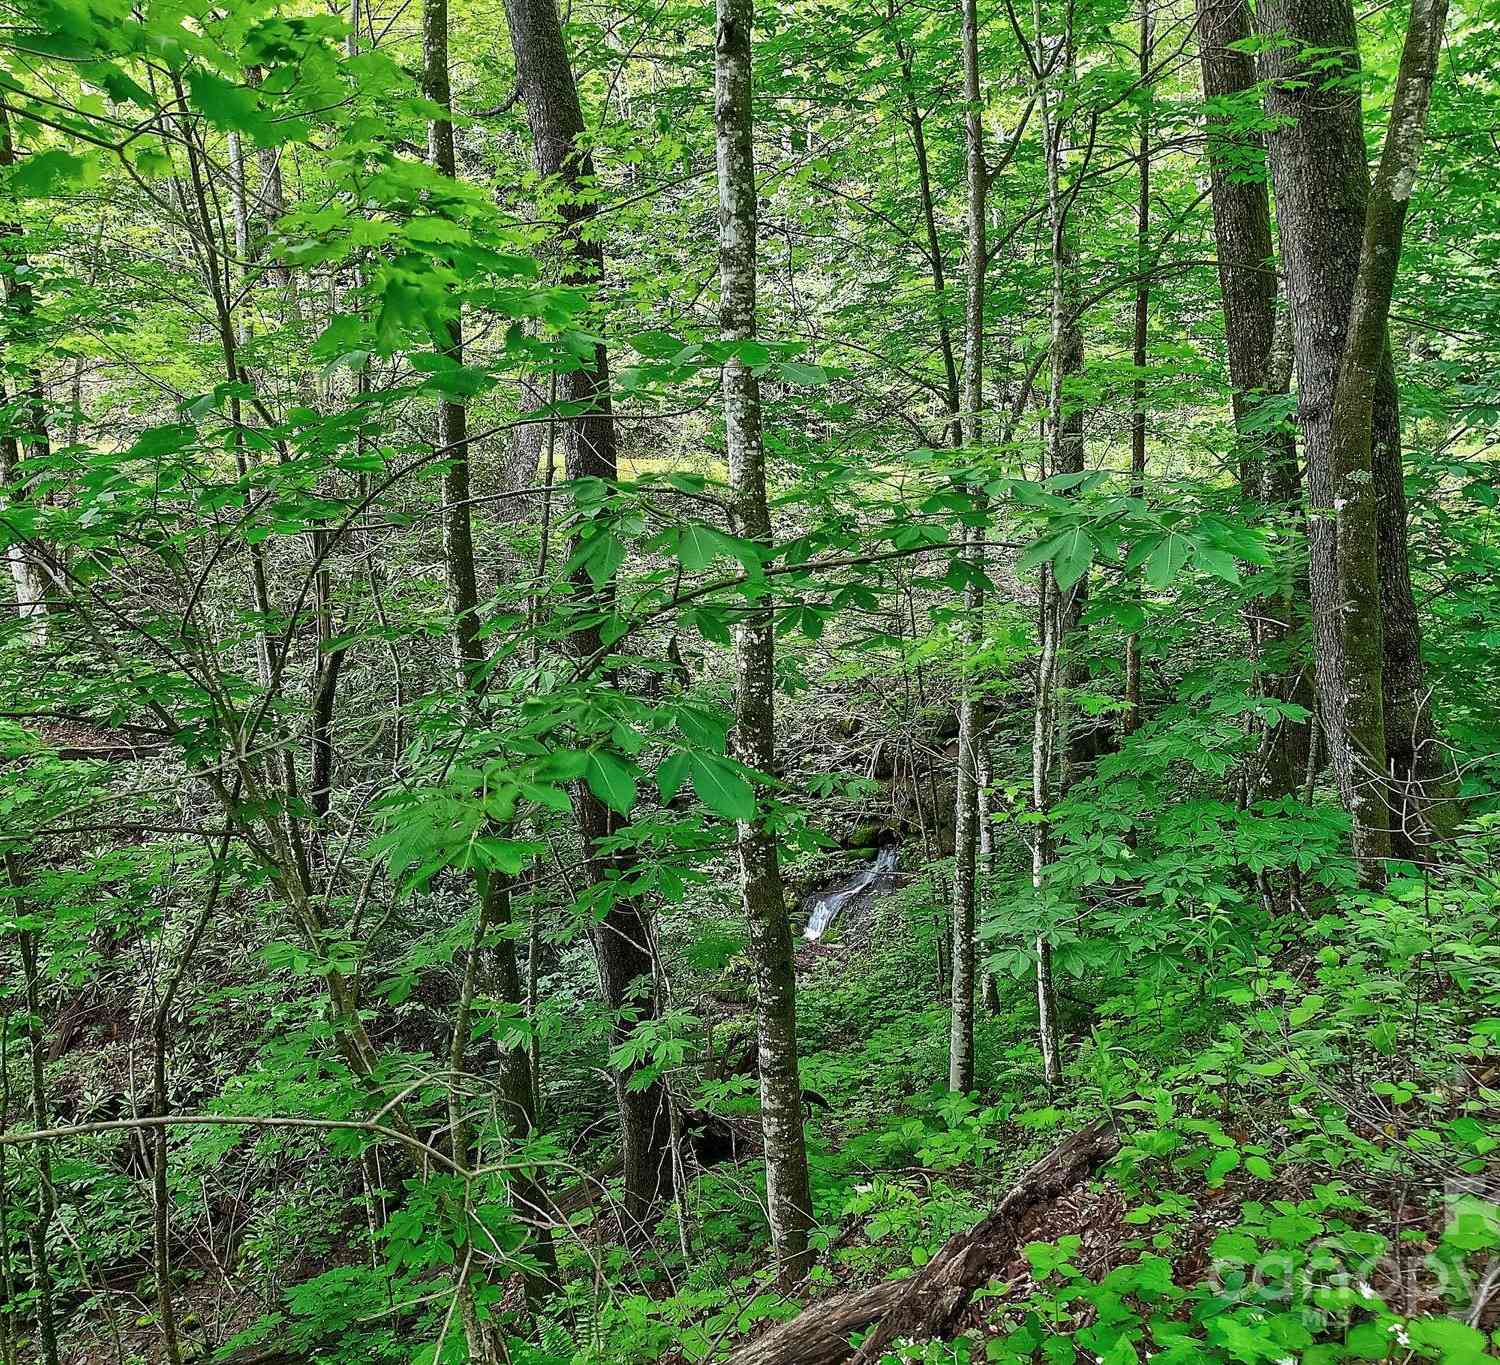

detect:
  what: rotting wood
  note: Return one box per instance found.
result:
[724,1120,1118,1365]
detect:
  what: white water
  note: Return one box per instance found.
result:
[802,844,900,941]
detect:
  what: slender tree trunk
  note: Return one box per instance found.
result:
[1124,2,1151,738]
[0,108,53,639]
[421,2,558,1308]
[1043,32,1091,787]
[1033,5,1074,1088]
[0,153,60,1357]
[421,0,483,688]
[148,831,234,1365]
[501,0,674,1226]
[0,1009,19,1365]
[450,874,557,1307]
[11,907,59,1365]
[1031,578,1063,1088]
[887,5,961,447]
[948,0,988,1096]
[715,0,814,1286]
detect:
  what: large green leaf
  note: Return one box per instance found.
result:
[1145,532,1193,589]
[687,752,755,822]
[584,751,637,814]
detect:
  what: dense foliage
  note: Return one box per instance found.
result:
[0,0,1498,1358]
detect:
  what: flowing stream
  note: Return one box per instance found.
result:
[802,844,901,941]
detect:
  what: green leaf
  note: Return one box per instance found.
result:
[584,751,636,814]
[1206,1149,1240,1185]
[1406,1316,1491,1362]
[1194,543,1241,583]
[656,752,690,803]
[7,148,89,197]
[1018,530,1070,575]
[676,706,731,752]
[778,361,827,386]
[687,752,755,822]
[186,71,269,139]
[1052,528,1096,590]
[673,523,739,572]
[1145,533,1193,589]
[129,424,196,459]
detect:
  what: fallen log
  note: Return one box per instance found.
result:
[725,1119,1119,1365]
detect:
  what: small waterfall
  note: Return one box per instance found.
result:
[803,845,900,941]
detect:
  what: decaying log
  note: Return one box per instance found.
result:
[214,1348,312,1365]
[725,1120,1119,1365]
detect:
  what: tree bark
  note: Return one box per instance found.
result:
[0,107,53,642]
[948,0,988,1096]
[1032,7,1076,1088]
[421,0,483,688]
[1197,0,1308,799]
[1327,0,1449,868]
[714,0,815,1287]
[1124,1,1151,738]
[501,0,673,1226]
[1262,0,1449,875]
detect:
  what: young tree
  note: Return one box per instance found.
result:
[714,0,815,1285]
[420,0,482,689]
[1030,0,1082,1089]
[1124,4,1152,737]
[948,0,988,1096]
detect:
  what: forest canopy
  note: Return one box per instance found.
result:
[0,0,1499,1358]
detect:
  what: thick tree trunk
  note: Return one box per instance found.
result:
[714,0,815,1286]
[501,0,673,1226]
[1327,0,1449,869]
[948,0,987,1096]
[1197,0,1309,800]
[1263,0,1449,874]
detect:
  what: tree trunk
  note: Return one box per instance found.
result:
[14,919,59,1365]
[1032,8,1075,1088]
[715,0,815,1287]
[1262,0,1449,875]
[1327,0,1449,870]
[421,0,483,688]
[501,0,673,1226]
[948,0,987,1097]
[1197,0,1307,799]
[0,108,53,641]
[887,5,961,447]
[1124,1,1151,739]
[723,1122,1119,1365]
[1044,34,1091,787]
